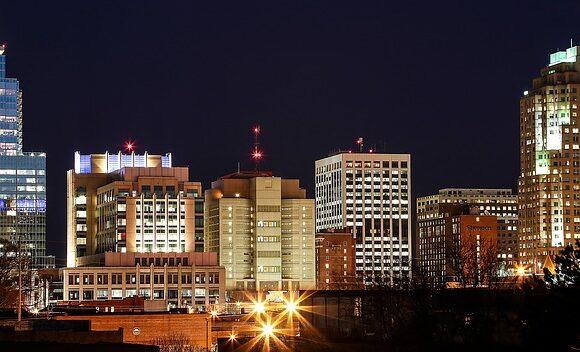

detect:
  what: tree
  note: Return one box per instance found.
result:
[544,240,580,288]
[0,238,19,308]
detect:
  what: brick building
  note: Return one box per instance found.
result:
[315,229,358,289]
[417,204,499,287]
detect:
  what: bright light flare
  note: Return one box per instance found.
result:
[124,140,135,152]
[252,150,263,160]
[253,301,266,314]
[229,333,236,341]
[516,265,526,276]
[253,126,260,134]
[210,310,218,318]
[285,300,297,314]
[262,323,274,336]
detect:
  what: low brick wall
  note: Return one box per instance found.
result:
[56,313,211,349]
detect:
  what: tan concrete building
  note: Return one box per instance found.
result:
[204,171,316,291]
[315,152,411,286]
[417,188,518,275]
[67,151,204,267]
[519,45,580,274]
[62,252,225,310]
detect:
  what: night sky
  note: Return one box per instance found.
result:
[1,1,578,264]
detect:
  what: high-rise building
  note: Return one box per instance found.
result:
[416,203,498,287]
[519,44,580,274]
[315,228,358,290]
[204,171,316,291]
[417,188,518,274]
[315,152,411,286]
[0,44,53,268]
[67,151,204,267]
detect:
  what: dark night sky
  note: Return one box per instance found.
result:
[0,1,578,265]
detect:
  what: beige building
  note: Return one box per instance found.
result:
[204,171,316,291]
[62,252,225,309]
[519,45,580,274]
[417,189,518,275]
[67,151,204,267]
[315,152,411,286]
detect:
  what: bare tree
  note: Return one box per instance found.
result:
[152,333,208,352]
[0,239,19,308]
[446,233,500,288]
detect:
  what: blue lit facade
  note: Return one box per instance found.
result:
[0,45,53,268]
[0,45,22,155]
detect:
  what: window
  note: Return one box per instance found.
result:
[82,290,94,300]
[68,290,79,300]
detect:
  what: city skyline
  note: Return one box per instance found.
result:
[0,1,578,264]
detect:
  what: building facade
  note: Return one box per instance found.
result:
[204,171,316,291]
[62,252,225,310]
[315,228,357,290]
[315,152,411,286]
[519,45,580,274]
[67,153,204,267]
[417,204,499,287]
[417,188,518,275]
[0,44,53,267]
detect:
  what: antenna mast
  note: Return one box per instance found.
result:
[251,125,263,171]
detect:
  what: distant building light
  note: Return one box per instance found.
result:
[523,90,529,96]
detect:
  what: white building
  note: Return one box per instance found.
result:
[315,152,411,286]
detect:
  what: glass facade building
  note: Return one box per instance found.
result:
[0,45,53,267]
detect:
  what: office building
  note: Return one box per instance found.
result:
[62,252,225,310]
[67,152,204,267]
[315,228,358,290]
[315,152,411,286]
[417,188,518,274]
[0,44,53,267]
[417,203,499,287]
[204,171,316,291]
[519,44,580,273]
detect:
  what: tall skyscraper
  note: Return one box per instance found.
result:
[0,44,53,268]
[519,44,580,274]
[315,152,411,286]
[204,171,316,291]
[67,151,204,267]
[417,188,518,275]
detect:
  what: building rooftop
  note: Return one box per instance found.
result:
[219,170,273,179]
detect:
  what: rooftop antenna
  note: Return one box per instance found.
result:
[237,161,240,173]
[251,125,263,171]
[356,137,364,152]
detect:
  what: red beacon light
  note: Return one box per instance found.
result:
[124,141,135,153]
